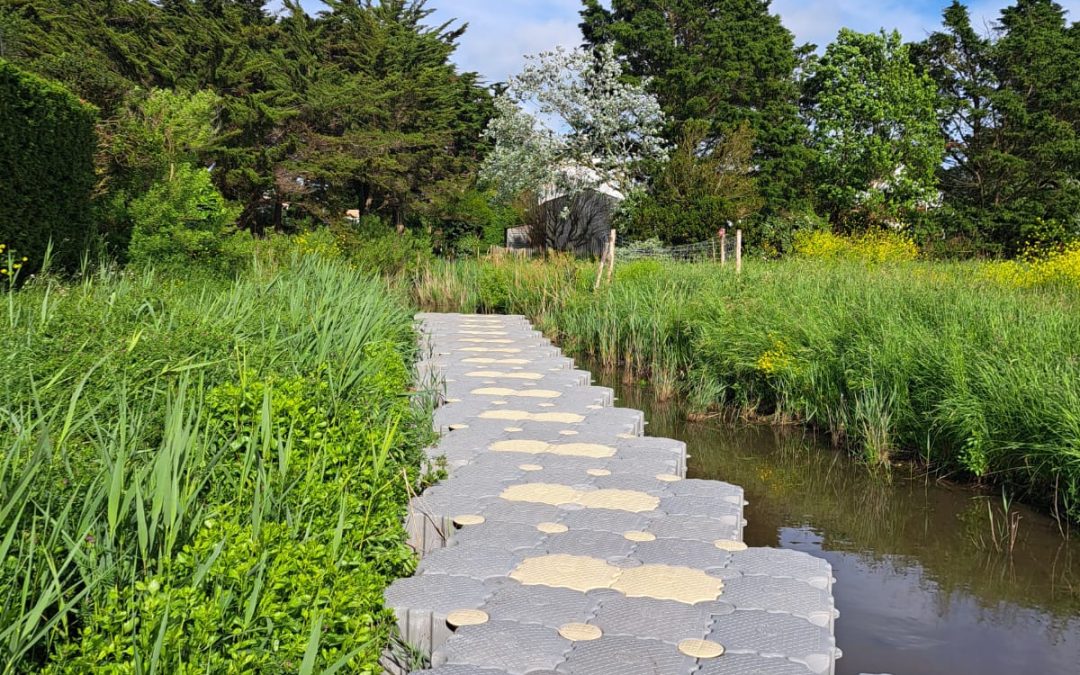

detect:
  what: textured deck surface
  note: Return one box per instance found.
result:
[384,314,840,675]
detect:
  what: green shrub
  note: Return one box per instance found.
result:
[348,229,434,277]
[617,122,763,247]
[455,233,484,257]
[428,188,518,254]
[127,163,248,275]
[618,190,734,246]
[0,59,96,272]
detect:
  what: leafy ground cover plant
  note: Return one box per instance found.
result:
[0,252,433,672]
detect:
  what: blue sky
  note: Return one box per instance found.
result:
[280,0,1079,84]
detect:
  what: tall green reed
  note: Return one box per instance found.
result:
[414,255,1080,523]
[0,254,431,672]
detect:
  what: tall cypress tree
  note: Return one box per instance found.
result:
[288,0,491,230]
[916,0,1079,253]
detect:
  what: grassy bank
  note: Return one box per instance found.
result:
[0,254,432,672]
[415,255,1080,523]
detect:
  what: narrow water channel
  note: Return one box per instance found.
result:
[593,367,1080,675]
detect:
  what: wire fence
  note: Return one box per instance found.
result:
[617,235,740,263]
[499,228,745,271]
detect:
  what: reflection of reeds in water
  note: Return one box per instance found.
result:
[603,369,1080,620]
[970,490,1024,555]
[416,258,1080,621]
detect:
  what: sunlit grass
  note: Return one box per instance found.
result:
[415,254,1080,523]
[0,254,432,672]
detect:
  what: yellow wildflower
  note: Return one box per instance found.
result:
[755,339,796,376]
[794,230,918,263]
[980,241,1080,289]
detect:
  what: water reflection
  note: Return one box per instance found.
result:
[606,373,1080,675]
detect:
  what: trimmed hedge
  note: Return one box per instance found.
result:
[0,59,97,272]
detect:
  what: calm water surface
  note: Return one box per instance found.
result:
[596,369,1080,675]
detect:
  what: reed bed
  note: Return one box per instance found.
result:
[0,255,432,672]
[414,256,1080,524]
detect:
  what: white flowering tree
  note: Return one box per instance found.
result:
[481,44,668,210]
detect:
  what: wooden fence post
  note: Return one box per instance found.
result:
[594,233,609,291]
[736,229,743,274]
[720,230,727,266]
[606,229,617,284]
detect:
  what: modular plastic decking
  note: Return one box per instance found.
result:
[383,314,841,675]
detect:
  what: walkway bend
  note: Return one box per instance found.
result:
[384,314,840,675]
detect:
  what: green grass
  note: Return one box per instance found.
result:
[0,254,434,673]
[415,255,1080,523]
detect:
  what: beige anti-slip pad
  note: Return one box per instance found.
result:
[500,483,660,513]
[479,410,585,424]
[452,515,486,527]
[677,638,725,658]
[490,439,616,458]
[446,609,490,628]
[459,347,523,354]
[466,371,545,380]
[462,358,532,365]
[537,522,569,534]
[714,539,749,552]
[558,623,603,641]
[510,554,725,605]
[471,387,562,399]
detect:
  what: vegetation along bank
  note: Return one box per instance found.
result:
[0,251,435,672]
[415,243,1080,526]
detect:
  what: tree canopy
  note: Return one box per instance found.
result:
[0,0,493,244]
[480,44,667,204]
[804,29,944,230]
[580,0,814,216]
[915,0,1080,253]
[0,0,1076,259]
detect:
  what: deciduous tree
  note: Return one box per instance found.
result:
[804,29,944,229]
[480,44,667,208]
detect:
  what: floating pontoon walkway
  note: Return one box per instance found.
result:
[384,314,840,675]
